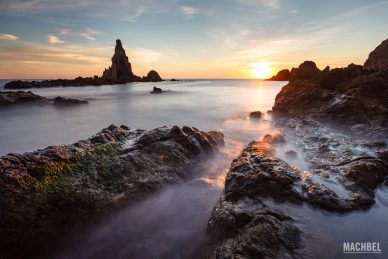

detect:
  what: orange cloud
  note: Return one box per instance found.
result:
[0,33,18,40]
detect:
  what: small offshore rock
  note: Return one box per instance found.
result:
[249,111,262,119]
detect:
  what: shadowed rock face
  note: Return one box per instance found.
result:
[290,60,320,82]
[268,69,290,81]
[364,38,388,71]
[0,124,223,258]
[273,62,388,135]
[102,39,134,83]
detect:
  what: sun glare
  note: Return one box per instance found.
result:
[252,62,272,79]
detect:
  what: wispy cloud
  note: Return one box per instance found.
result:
[47,35,64,43]
[236,0,281,9]
[181,6,199,18]
[122,6,146,22]
[0,33,19,40]
[0,40,111,78]
[58,28,102,40]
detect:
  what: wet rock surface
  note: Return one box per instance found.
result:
[206,121,387,258]
[0,124,223,258]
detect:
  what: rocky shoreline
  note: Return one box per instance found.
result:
[204,39,388,258]
[4,39,163,89]
[0,91,88,106]
[0,124,224,258]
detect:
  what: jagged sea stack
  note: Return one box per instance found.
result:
[102,39,134,83]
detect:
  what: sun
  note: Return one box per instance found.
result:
[252,62,272,79]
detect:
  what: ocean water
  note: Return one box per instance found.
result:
[0,79,283,155]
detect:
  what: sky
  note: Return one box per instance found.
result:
[0,0,387,79]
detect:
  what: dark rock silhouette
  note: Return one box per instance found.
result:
[4,39,163,89]
[249,111,262,119]
[143,70,163,82]
[53,96,88,105]
[268,69,290,81]
[102,39,134,83]
[290,60,320,81]
[0,91,88,106]
[364,38,388,71]
[150,86,163,93]
[273,61,388,135]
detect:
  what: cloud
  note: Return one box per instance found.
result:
[122,6,146,22]
[260,0,280,9]
[58,28,101,40]
[0,40,110,65]
[0,33,19,40]
[48,35,64,43]
[236,0,280,9]
[181,6,199,18]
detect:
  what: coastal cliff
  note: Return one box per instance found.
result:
[4,39,163,89]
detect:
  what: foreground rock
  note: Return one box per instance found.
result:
[4,39,163,89]
[206,127,387,258]
[0,91,88,106]
[0,125,223,258]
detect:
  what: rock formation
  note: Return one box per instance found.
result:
[102,39,134,83]
[4,39,163,89]
[0,91,88,106]
[268,69,290,81]
[289,60,321,81]
[205,38,388,259]
[206,124,387,258]
[249,111,262,119]
[150,86,163,93]
[143,70,163,82]
[0,124,223,258]
[273,61,388,135]
[364,38,388,71]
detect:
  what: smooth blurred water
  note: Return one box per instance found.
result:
[0,79,284,155]
[0,79,286,258]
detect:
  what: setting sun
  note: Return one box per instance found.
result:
[252,62,272,79]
